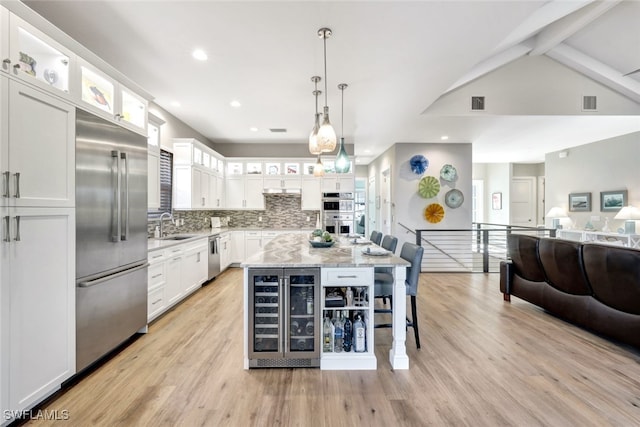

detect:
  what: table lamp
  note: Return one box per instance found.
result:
[547,207,568,229]
[614,206,640,234]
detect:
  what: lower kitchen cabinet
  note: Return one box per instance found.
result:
[1,207,75,421]
[147,237,208,322]
[230,230,245,264]
[220,232,231,271]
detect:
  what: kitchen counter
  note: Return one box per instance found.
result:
[242,233,410,268]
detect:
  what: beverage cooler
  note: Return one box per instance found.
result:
[248,268,320,368]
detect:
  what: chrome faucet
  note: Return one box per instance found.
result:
[159,212,174,237]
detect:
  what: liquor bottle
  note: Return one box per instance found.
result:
[333,310,344,353]
[342,310,352,352]
[306,292,314,315]
[323,314,334,352]
[353,313,366,353]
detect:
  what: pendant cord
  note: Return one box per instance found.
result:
[341,86,344,137]
[323,34,328,108]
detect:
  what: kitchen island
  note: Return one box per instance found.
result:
[242,233,411,370]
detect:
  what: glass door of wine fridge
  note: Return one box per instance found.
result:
[248,268,320,367]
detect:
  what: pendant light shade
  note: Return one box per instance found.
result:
[317,28,337,152]
[313,155,325,177]
[309,77,322,155]
[335,83,350,173]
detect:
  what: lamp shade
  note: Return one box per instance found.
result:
[335,137,350,173]
[318,107,337,152]
[308,113,321,155]
[614,206,640,220]
[547,207,568,218]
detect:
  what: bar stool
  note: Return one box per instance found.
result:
[374,242,424,348]
[369,230,382,245]
[375,235,398,306]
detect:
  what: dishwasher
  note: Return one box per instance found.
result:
[208,234,221,281]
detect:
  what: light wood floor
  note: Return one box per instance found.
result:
[27,269,640,426]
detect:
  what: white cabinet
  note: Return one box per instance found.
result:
[245,231,262,260]
[322,175,355,193]
[183,239,208,295]
[225,175,265,210]
[220,232,231,271]
[164,246,184,306]
[173,139,224,210]
[2,79,75,208]
[301,177,321,211]
[77,58,147,134]
[230,230,245,264]
[147,253,166,322]
[320,267,376,370]
[1,207,75,414]
[3,13,73,99]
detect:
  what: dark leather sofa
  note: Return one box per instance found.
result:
[500,234,640,349]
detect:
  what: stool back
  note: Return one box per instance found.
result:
[400,242,424,296]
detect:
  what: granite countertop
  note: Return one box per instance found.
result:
[241,233,411,268]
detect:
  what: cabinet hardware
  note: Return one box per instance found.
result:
[13,172,20,198]
[12,63,20,73]
[2,216,9,242]
[152,299,162,305]
[152,253,163,259]
[337,275,357,279]
[14,216,20,242]
[2,171,9,198]
[2,58,10,67]
[151,273,162,279]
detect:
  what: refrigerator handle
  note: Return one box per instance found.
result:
[111,150,121,242]
[120,152,129,241]
[78,262,150,288]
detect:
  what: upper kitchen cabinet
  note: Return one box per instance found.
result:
[1,78,75,208]
[321,175,355,193]
[225,160,264,210]
[173,138,224,210]
[76,59,147,134]
[263,161,301,190]
[3,14,74,100]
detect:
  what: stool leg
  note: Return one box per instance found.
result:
[411,295,420,349]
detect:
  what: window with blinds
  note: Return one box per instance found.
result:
[158,149,173,214]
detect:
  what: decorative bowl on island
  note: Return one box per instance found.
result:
[309,240,335,248]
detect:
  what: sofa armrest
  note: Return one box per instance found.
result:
[500,260,513,301]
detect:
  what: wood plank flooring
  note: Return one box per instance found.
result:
[25,269,640,426]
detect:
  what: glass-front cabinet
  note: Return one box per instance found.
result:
[6,15,72,95]
[80,62,114,115]
[248,268,320,368]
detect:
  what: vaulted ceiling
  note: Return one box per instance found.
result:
[22,0,640,164]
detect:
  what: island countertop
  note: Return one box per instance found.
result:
[241,233,410,268]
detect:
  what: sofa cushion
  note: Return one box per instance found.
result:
[507,234,545,282]
[538,238,591,295]
[583,244,640,315]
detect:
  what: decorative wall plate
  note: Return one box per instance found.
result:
[440,164,458,182]
[409,155,429,175]
[445,189,464,208]
[424,203,445,223]
[418,176,440,199]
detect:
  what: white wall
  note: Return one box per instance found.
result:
[545,131,640,231]
[473,163,511,224]
[148,103,214,152]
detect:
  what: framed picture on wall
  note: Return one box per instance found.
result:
[492,192,502,210]
[600,190,627,212]
[568,192,591,212]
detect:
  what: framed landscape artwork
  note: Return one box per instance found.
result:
[492,192,502,210]
[600,190,627,212]
[568,192,591,212]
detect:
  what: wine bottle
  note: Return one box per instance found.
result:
[353,313,366,353]
[342,310,352,352]
[333,311,344,353]
[323,314,334,352]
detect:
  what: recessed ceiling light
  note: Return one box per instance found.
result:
[192,49,208,61]
[249,127,258,132]
[171,101,181,107]
[364,149,371,154]
[230,100,241,108]
[441,135,449,140]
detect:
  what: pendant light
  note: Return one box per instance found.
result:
[317,28,337,153]
[335,83,350,173]
[313,154,325,177]
[309,76,322,155]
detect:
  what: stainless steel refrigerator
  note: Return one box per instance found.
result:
[75,108,148,372]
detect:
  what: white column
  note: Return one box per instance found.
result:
[389,264,409,369]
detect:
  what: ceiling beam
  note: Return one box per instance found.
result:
[546,43,640,103]
[529,0,622,56]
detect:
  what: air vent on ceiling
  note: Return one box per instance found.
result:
[269,128,287,133]
[582,95,597,111]
[471,96,485,111]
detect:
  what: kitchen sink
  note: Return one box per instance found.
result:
[161,234,198,241]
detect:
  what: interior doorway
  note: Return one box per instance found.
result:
[381,168,392,235]
[510,176,537,227]
[368,176,376,236]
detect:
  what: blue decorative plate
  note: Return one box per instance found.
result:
[409,155,429,175]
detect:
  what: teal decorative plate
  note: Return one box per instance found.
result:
[445,189,464,208]
[440,164,458,182]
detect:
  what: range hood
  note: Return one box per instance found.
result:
[262,188,302,195]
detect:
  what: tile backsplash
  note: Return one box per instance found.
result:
[148,194,319,236]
